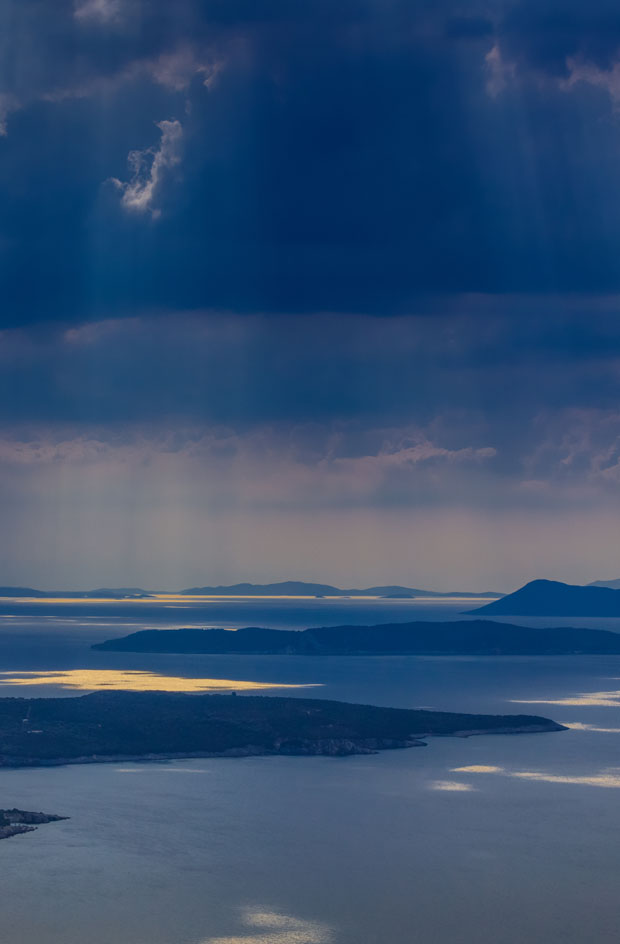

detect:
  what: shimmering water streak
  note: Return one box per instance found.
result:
[512,690,620,707]
[202,908,334,943]
[452,764,620,788]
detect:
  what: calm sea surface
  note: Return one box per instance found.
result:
[2,598,620,943]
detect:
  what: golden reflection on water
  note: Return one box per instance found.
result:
[203,909,333,944]
[1,592,500,604]
[0,670,321,693]
[452,764,620,788]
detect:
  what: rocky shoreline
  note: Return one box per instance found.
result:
[0,721,564,769]
[0,809,68,841]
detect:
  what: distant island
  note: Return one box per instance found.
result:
[92,618,620,655]
[179,581,501,598]
[588,578,620,590]
[0,581,501,600]
[468,579,620,617]
[0,692,564,767]
[0,587,152,599]
[0,809,68,841]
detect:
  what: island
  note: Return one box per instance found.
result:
[0,586,152,599]
[0,809,68,841]
[0,692,564,768]
[0,580,502,601]
[589,578,620,590]
[92,618,620,655]
[180,580,500,598]
[467,579,620,617]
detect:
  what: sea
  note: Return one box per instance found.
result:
[1,595,620,943]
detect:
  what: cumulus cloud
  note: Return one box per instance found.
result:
[74,0,122,24]
[144,47,224,92]
[0,93,19,137]
[110,119,183,217]
[489,0,620,104]
[561,58,620,105]
[485,45,515,98]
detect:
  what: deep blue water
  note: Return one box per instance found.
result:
[1,598,620,943]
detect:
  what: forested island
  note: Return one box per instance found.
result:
[93,619,620,656]
[0,692,564,767]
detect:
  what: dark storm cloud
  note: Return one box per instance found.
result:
[4,1,620,588]
[2,306,620,427]
[497,0,620,76]
[4,0,620,327]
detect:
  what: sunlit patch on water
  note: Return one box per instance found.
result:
[511,689,620,707]
[202,908,333,943]
[451,765,503,774]
[0,669,321,693]
[429,780,476,792]
[452,764,620,788]
[563,722,620,733]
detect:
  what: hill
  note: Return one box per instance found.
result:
[468,579,620,617]
[180,580,500,598]
[588,578,620,590]
[92,618,620,655]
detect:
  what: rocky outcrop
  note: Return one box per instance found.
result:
[0,809,68,841]
[274,736,426,755]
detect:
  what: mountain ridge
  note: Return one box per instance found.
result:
[179,580,501,598]
[0,581,502,599]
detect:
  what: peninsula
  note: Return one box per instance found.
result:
[0,809,68,841]
[93,619,620,656]
[0,692,564,767]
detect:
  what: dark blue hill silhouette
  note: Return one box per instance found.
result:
[180,580,499,598]
[93,618,620,655]
[468,579,620,617]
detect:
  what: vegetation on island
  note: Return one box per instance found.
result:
[93,619,620,656]
[0,692,563,767]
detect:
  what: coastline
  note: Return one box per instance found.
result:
[0,721,565,769]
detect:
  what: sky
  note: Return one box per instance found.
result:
[3,0,620,590]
